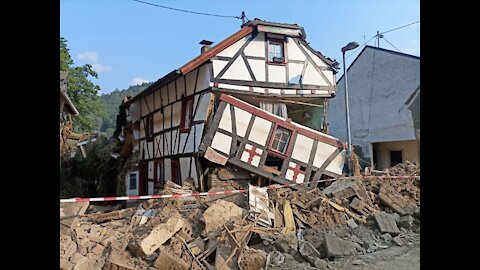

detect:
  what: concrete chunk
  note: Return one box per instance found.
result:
[154,246,189,270]
[323,179,357,199]
[203,199,243,234]
[324,233,356,258]
[346,219,358,229]
[397,215,414,230]
[374,212,401,235]
[378,186,408,215]
[393,235,405,246]
[139,212,184,256]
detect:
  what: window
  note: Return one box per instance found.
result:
[129,172,137,190]
[270,126,292,155]
[154,160,164,188]
[389,150,403,167]
[267,39,285,63]
[180,97,194,132]
[145,115,154,139]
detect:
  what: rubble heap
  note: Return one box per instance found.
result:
[60,163,420,270]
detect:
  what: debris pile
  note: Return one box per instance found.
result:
[60,163,420,269]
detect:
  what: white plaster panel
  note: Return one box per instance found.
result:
[211,132,232,154]
[153,111,163,133]
[213,60,229,78]
[186,69,197,96]
[176,77,186,97]
[312,142,338,168]
[218,104,232,132]
[301,44,328,67]
[178,132,187,154]
[179,157,191,184]
[196,64,210,91]
[303,62,328,86]
[194,123,205,152]
[217,35,249,57]
[291,134,314,163]
[172,102,181,127]
[168,82,177,103]
[248,59,266,81]
[154,90,161,110]
[147,141,153,159]
[287,38,306,61]
[161,86,168,106]
[221,57,252,81]
[243,34,265,57]
[164,158,171,182]
[325,150,346,175]
[268,89,281,94]
[285,169,294,181]
[268,65,286,83]
[288,63,304,84]
[171,129,179,155]
[139,119,145,138]
[194,93,212,121]
[234,107,252,137]
[248,117,272,145]
[217,83,249,91]
[164,131,171,155]
[190,158,198,187]
[163,105,172,129]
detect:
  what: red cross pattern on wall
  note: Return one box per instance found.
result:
[241,143,263,167]
[286,161,306,184]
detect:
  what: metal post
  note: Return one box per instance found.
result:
[343,51,353,176]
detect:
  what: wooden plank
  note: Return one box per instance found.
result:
[241,52,256,82]
[213,78,334,91]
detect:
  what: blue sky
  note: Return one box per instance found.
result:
[60,0,420,95]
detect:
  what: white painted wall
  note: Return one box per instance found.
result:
[328,47,420,162]
[126,171,139,196]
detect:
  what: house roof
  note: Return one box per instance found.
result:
[336,45,420,83]
[124,19,336,107]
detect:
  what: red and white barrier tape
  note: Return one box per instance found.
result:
[60,175,419,203]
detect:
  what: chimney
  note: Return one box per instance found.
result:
[199,40,214,54]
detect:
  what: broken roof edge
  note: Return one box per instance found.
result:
[60,88,79,116]
[242,18,307,38]
[123,20,336,107]
[122,69,182,107]
[123,26,255,108]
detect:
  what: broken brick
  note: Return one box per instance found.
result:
[374,212,401,235]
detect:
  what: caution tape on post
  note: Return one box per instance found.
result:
[60,175,419,203]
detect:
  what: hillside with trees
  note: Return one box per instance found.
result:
[98,82,152,136]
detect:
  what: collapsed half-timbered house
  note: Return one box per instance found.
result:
[119,19,346,195]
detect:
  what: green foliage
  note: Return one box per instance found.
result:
[99,82,152,136]
[60,37,106,132]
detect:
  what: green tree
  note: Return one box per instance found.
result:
[60,37,106,132]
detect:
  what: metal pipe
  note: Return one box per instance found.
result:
[343,51,353,176]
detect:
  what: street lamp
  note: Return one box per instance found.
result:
[341,41,359,176]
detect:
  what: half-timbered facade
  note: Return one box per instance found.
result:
[120,19,345,195]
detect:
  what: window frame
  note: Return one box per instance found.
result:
[180,96,194,133]
[266,37,286,65]
[267,124,295,158]
[145,114,154,140]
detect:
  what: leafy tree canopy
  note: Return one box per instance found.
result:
[60,37,106,132]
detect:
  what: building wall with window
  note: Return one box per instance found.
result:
[127,63,213,190]
[327,46,420,169]
[121,19,343,194]
[372,140,418,170]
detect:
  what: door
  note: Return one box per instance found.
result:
[389,150,403,167]
[171,159,181,185]
[138,162,148,195]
